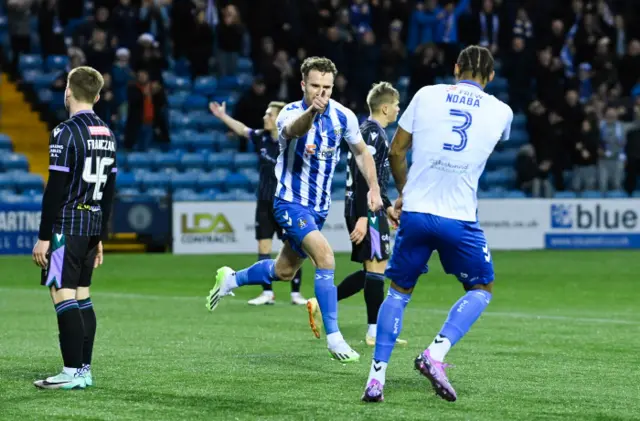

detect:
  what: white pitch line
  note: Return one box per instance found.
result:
[2,287,639,326]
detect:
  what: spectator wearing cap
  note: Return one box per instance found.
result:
[113,47,135,119]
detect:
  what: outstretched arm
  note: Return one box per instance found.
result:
[209,102,250,138]
[349,140,382,211]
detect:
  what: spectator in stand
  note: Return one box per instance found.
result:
[7,0,33,79]
[138,0,169,50]
[38,0,66,59]
[217,4,246,76]
[125,69,169,151]
[504,36,533,113]
[263,50,297,103]
[85,28,115,75]
[112,0,139,51]
[624,99,640,195]
[572,114,600,192]
[332,73,360,114]
[112,48,135,121]
[52,48,86,91]
[515,144,552,198]
[170,0,197,59]
[618,39,640,97]
[408,43,444,99]
[352,29,380,100]
[350,0,373,33]
[95,73,116,124]
[475,0,500,56]
[133,33,167,82]
[379,20,407,83]
[534,46,564,111]
[232,77,269,152]
[407,0,443,53]
[598,105,626,191]
[188,9,215,79]
[439,0,471,67]
[321,26,349,74]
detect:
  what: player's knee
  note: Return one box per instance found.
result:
[313,248,335,270]
[390,281,413,295]
[274,262,296,281]
[467,281,493,294]
[50,287,76,304]
[76,287,90,301]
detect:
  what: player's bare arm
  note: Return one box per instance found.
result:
[348,140,383,211]
[209,101,250,138]
[389,126,412,195]
[283,94,328,139]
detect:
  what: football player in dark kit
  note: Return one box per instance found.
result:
[32,66,117,390]
[208,100,307,306]
[306,82,407,345]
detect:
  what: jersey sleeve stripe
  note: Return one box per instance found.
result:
[111,167,118,173]
[49,165,70,172]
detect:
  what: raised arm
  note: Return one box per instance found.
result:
[209,101,250,138]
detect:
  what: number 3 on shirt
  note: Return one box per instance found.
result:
[443,109,472,152]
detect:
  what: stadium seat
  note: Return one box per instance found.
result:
[190,132,216,151]
[0,134,12,151]
[332,171,347,188]
[115,172,138,189]
[238,168,259,187]
[180,152,207,171]
[154,152,181,171]
[173,188,200,201]
[173,58,191,78]
[488,149,518,168]
[197,169,228,191]
[117,187,141,197]
[332,187,346,200]
[605,190,628,198]
[554,191,577,198]
[509,129,530,146]
[237,57,253,72]
[45,55,68,72]
[504,190,526,199]
[140,172,171,190]
[193,76,218,96]
[224,172,250,191]
[0,173,15,191]
[183,94,208,112]
[207,152,235,170]
[0,153,29,172]
[167,92,189,109]
[18,54,43,73]
[169,111,192,131]
[170,171,200,191]
[13,173,44,193]
[581,190,603,198]
[512,113,527,130]
[477,190,504,199]
[126,152,154,170]
[217,75,240,90]
[233,153,258,170]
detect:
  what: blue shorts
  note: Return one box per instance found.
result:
[272,198,329,258]
[385,212,495,290]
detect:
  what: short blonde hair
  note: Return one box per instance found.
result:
[366,81,399,114]
[67,66,104,104]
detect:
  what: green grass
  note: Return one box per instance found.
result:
[1,251,639,420]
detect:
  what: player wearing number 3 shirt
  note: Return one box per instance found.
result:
[33,66,116,391]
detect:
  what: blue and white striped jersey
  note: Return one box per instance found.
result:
[275,98,362,211]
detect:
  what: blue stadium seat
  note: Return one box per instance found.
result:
[0,134,12,152]
[207,152,234,170]
[154,152,181,170]
[167,76,192,93]
[167,92,189,109]
[224,172,250,191]
[13,173,44,193]
[31,72,59,89]
[117,187,141,196]
[170,172,200,191]
[183,94,208,112]
[193,76,218,96]
[170,136,192,151]
[173,58,191,78]
[46,55,68,72]
[237,57,253,72]
[191,132,216,151]
[605,190,628,198]
[193,113,224,131]
[477,190,504,199]
[489,76,508,91]
[180,153,207,171]
[232,189,256,201]
[509,129,530,146]
[581,190,603,198]
[214,192,236,201]
[0,153,29,172]
[554,191,577,198]
[488,149,518,168]
[145,187,169,198]
[140,172,171,190]
[332,171,347,188]
[504,190,526,199]
[198,188,220,201]
[173,188,201,201]
[197,169,228,191]
[115,152,128,171]
[233,153,258,170]
[126,152,154,170]
[484,169,515,189]
[18,54,43,73]
[116,172,138,189]
[217,76,240,90]
[332,188,346,200]
[238,168,259,187]
[512,113,527,130]
[216,134,237,151]
[0,173,15,190]
[169,112,192,131]
[336,154,348,171]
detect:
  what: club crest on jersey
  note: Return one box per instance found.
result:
[297,217,307,229]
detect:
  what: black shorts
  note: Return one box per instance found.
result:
[255,200,283,240]
[345,213,391,263]
[41,235,101,290]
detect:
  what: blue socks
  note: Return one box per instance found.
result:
[440,289,492,345]
[235,259,277,287]
[314,269,339,335]
[374,287,411,363]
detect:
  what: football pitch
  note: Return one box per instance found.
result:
[1,251,639,421]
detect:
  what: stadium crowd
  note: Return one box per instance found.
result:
[4,0,640,196]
